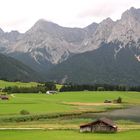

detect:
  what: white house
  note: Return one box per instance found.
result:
[46,90,57,94]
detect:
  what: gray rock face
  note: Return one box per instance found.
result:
[6,19,92,64]
[0,29,22,52]
[0,7,140,68]
[86,18,115,52]
[108,7,140,44]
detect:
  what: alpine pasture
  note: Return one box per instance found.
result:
[0,80,140,140]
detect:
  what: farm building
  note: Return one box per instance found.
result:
[46,90,57,94]
[0,95,9,100]
[80,118,117,133]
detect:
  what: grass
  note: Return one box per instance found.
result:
[0,80,140,139]
[0,118,140,131]
[56,84,63,91]
[0,90,139,139]
[0,130,140,140]
[0,80,62,92]
[0,94,74,115]
[0,91,140,116]
[0,80,39,88]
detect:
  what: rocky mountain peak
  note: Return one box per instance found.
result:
[27,19,60,34]
[89,17,115,48]
[121,7,140,21]
[4,30,21,41]
[9,30,20,35]
[108,7,140,44]
[84,22,98,36]
[0,28,4,36]
[36,19,59,28]
[0,7,140,73]
[100,17,114,25]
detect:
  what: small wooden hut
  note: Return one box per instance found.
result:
[0,95,9,100]
[80,118,117,133]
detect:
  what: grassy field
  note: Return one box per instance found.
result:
[0,88,140,139]
[0,80,62,91]
[0,130,140,140]
[0,80,38,88]
[0,91,140,116]
[56,84,63,91]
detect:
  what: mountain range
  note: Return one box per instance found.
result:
[0,7,140,85]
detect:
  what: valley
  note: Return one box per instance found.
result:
[0,5,140,140]
[0,84,140,139]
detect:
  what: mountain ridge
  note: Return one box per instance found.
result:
[0,7,140,84]
[46,42,140,86]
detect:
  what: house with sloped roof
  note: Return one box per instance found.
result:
[80,118,117,133]
[0,95,9,100]
[46,90,57,94]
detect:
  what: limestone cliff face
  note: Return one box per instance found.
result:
[0,7,140,70]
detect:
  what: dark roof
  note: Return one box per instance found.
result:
[98,117,116,127]
[80,117,117,128]
[0,95,9,99]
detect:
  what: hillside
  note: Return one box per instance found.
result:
[46,43,140,86]
[0,53,42,82]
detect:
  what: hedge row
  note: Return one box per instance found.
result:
[0,111,93,123]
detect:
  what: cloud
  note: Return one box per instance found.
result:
[78,0,140,21]
[78,4,116,18]
[0,0,140,32]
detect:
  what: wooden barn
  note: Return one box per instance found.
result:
[0,95,9,100]
[80,118,117,133]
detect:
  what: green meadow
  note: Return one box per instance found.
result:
[0,91,140,116]
[0,80,38,88]
[0,80,140,139]
[0,130,140,140]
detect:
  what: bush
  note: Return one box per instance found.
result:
[117,97,122,103]
[20,110,30,115]
[45,82,57,91]
[97,87,105,91]
[3,85,46,93]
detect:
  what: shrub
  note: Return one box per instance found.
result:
[97,87,105,91]
[117,97,122,103]
[20,110,30,115]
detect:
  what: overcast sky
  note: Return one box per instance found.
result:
[0,0,140,33]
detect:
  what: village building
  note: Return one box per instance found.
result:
[0,95,9,100]
[46,90,57,94]
[80,118,117,133]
